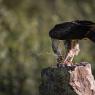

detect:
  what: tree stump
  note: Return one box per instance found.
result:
[39,62,95,95]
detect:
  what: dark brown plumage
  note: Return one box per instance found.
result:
[49,20,95,42]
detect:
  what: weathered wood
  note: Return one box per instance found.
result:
[39,62,95,95]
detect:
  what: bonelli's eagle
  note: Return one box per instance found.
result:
[49,20,95,66]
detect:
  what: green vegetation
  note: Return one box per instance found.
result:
[0,0,95,95]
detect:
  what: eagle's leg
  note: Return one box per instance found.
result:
[63,40,80,65]
[51,39,63,65]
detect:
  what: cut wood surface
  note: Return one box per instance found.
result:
[39,62,95,95]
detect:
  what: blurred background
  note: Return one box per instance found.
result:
[0,0,95,95]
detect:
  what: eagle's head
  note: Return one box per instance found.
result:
[49,22,75,40]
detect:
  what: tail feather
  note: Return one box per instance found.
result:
[89,37,95,43]
[88,32,95,43]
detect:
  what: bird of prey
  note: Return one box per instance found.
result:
[49,20,95,66]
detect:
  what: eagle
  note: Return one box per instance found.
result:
[49,20,95,67]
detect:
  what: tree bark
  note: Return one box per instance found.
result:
[39,62,95,95]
